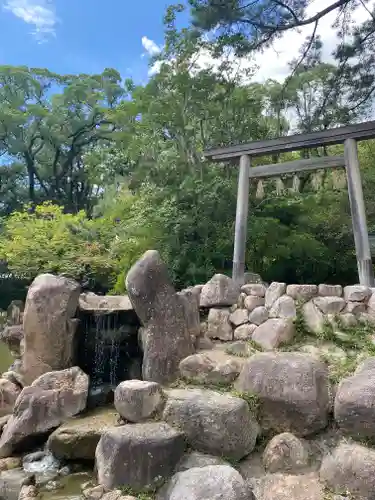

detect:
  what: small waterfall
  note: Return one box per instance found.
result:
[109,314,120,387]
[92,314,106,387]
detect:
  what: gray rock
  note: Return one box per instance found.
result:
[79,292,133,312]
[233,324,256,340]
[343,285,371,302]
[263,432,309,473]
[0,325,24,353]
[258,472,323,500]
[318,284,342,297]
[244,295,265,312]
[249,306,268,326]
[206,309,233,341]
[0,379,20,417]
[286,284,318,302]
[195,336,213,350]
[334,360,375,439]
[156,465,254,500]
[229,309,249,327]
[179,354,241,386]
[320,442,375,499]
[175,452,228,472]
[199,274,240,308]
[345,301,366,314]
[178,289,201,341]
[265,282,286,309]
[235,352,330,436]
[0,468,30,500]
[302,300,324,334]
[163,388,258,460]
[241,284,266,297]
[251,318,294,350]
[269,295,296,319]
[114,380,165,422]
[22,274,80,385]
[313,296,346,314]
[126,250,194,384]
[95,422,185,491]
[0,367,88,458]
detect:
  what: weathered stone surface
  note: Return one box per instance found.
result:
[79,292,133,312]
[318,284,342,297]
[206,308,232,341]
[313,296,346,314]
[334,359,375,439]
[225,341,255,357]
[195,336,213,350]
[0,366,88,457]
[114,380,164,423]
[269,295,296,319]
[163,388,258,460]
[233,324,256,340]
[235,352,330,436]
[2,371,24,389]
[244,295,265,312]
[302,300,324,334]
[345,301,366,314]
[259,472,323,500]
[320,442,375,499]
[178,289,201,340]
[0,457,21,472]
[176,452,228,472]
[47,408,119,460]
[199,274,240,308]
[367,290,375,315]
[0,379,20,417]
[249,306,268,326]
[156,465,253,500]
[179,354,241,386]
[96,422,185,491]
[251,318,294,350]
[237,293,246,309]
[126,250,193,384]
[336,313,357,327]
[229,309,249,327]
[18,484,38,500]
[6,300,24,326]
[0,468,31,500]
[22,274,80,385]
[0,325,24,353]
[241,284,266,297]
[344,285,371,302]
[265,282,286,309]
[263,432,309,473]
[286,284,318,302]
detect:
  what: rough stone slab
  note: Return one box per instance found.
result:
[47,408,119,460]
[286,285,318,302]
[235,352,330,436]
[313,296,346,314]
[249,306,268,326]
[320,442,375,499]
[344,285,371,302]
[269,295,296,319]
[302,300,324,334]
[265,282,286,309]
[162,388,258,460]
[263,432,309,473]
[206,308,233,341]
[241,284,266,297]
[229,309,249,327]
[258,472,323,500]
[0,379,20,418]
[179,354,241,386]
[199,274,240,308]
[79,292,133,312]
[178,289,201,340]
[233,324,256,340]
[156,465,253,500]
[318,284,342,297]
[114,380,165,423]
[96,422,186,491]
[244,296,265,312]
[345,301,366,314]
[251,318,294,350]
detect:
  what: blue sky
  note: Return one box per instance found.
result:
[0,0,189,83]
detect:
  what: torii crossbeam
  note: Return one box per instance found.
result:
[204,120,375,287]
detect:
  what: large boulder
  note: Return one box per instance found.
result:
[320,442,375,499]
[262,432,309,473]
[199,274,240,308]
[206,308,233,341]
[258,472,323,500]
[234,352,330,436]
[179,354,242,386]
[95,422,185,491]
[22,274,80,385]
[251,318,294,350]
[0,379,20,417]
[0,325,24,354]
[47,407,118,460]
[126,251,194,384]
[156,465,254,500]
[265,282,286,309]
[0,366,88,457]
[334,358,375,439]
[114,380,165,422]
[162,388,258,460]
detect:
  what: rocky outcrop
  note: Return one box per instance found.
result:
[114,380,165,422]
[235,352,330,436]
[22,274,80,385]
[95,422,185,491]
[162,388,258,460]
[126,250,194,384]
[156,465,254,500]
[0,367,88,457]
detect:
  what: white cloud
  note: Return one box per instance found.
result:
[3,0,57,42]
[141,36,161,57]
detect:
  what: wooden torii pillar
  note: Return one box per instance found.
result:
[204,121,375,287]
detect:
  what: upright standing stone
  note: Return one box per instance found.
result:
[126,251,194,384]
[22,274,80,385]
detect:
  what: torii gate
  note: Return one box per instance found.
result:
[204,121,375,287]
